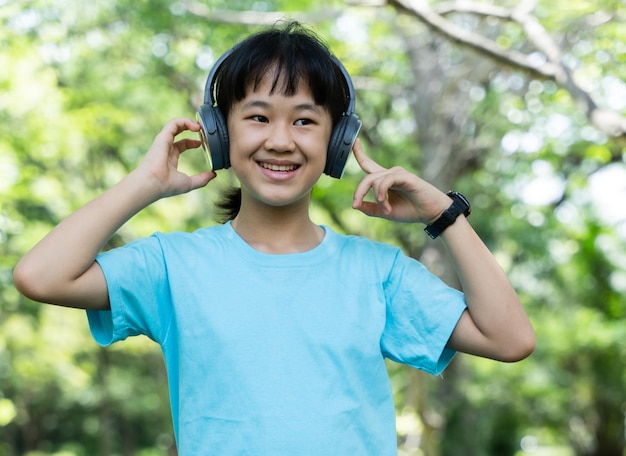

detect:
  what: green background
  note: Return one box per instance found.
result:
[1,1,625,455]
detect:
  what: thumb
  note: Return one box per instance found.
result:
[353,200,391,220]
[188,170,217,192]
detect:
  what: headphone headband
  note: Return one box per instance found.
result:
[331,55,357,116]
[203,48,235,106]
[203,48,357,117]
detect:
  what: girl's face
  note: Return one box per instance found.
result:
[227,73,333,212]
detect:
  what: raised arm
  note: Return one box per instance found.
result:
[351,139,535,362]
[13,118,215,310]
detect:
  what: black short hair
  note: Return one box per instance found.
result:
[214,21,347,125]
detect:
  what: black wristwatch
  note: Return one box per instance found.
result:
[424,191,471,239]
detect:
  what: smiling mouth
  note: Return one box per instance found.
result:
[259,162,299,172]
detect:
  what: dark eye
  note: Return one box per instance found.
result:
[295,118,312,126]
[251,115,269,123]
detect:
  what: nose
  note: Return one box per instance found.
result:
[265,121,295,153]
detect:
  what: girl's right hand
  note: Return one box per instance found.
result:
[138,118,216,200]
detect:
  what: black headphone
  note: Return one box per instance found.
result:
[196,48,362,179]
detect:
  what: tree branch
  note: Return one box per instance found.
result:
[385,0,626,141]
[387,0,559,78]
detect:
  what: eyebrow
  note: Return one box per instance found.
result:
[241,99,323,115]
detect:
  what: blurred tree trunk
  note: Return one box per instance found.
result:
[395,23,495,456]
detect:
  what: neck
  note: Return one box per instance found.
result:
[231,199,323,254]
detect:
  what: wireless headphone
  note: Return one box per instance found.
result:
[197,47,362,179]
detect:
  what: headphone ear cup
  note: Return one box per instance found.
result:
[197,104,230,170]
[325,113,362,179]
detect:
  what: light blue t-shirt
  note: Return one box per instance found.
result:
[87,222,466,455]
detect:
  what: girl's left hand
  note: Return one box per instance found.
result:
[351,139,451,225]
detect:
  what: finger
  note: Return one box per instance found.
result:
[370,172,401,203]
[175,138,203,152]
[352,173,393,214]
[188,170,217,191]
[353,200,391,220]
[160,118,201,141]
[352,139,386,175]
[352,173,375,208]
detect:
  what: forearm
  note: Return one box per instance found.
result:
[441,217,535,361]
[14,169,160,305]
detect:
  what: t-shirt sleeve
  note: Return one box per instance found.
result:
[381,251,466,375]
[86,235,173,347]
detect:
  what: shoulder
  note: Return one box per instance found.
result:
[99,224,230,263]
[151,223,229,247]
[327,228,443,284]
[327,227,401,256]
[324,227,403,274]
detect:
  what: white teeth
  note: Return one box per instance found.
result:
[260,162,297,172]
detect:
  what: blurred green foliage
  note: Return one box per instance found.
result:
[1,1,625,455]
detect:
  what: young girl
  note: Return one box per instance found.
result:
[14,22,534,455]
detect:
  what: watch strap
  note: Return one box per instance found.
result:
[424,191,471,239]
